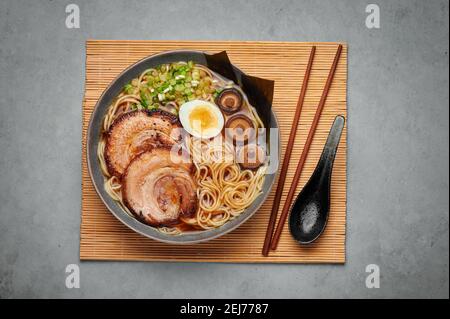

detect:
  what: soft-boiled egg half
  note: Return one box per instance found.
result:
[179,100,224,139]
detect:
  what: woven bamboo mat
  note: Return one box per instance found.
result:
[81,40,347,263]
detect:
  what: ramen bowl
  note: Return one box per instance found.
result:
[87,50,280,244]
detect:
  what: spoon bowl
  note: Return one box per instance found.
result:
[288,115,345,244]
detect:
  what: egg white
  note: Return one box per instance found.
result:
[179,100,224,139]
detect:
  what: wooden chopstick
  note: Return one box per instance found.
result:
[261,46,316,256]
[270,44,343,251]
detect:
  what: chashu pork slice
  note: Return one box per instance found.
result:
[122,147,197,227]
[104,109,183,177]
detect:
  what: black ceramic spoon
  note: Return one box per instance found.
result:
[288,115,345,244]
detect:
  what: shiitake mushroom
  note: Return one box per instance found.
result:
[225,114,255,144]
[215,88,243,114]
[236,144,266,169]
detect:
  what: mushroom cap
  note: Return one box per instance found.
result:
[215,88,243,114]
[225,114,256,144]
[236,144,266,169]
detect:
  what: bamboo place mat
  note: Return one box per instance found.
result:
[81,40,347,263]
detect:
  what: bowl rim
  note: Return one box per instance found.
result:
[86,49,281,244]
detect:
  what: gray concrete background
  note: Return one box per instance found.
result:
[0,0,448,299]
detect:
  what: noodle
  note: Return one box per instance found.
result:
[97,61,267,234]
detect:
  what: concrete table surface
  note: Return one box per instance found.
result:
[0,0,448,298]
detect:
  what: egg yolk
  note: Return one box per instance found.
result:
[189,105,218,134]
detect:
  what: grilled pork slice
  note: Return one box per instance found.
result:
[122,147,197,227]
[104,110,182,177]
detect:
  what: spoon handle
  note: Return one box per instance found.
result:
[317,115,345,186]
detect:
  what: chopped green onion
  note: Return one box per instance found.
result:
[124,83,134,94]
[192,70,200,81]
[125,61,219,109]
[175,84,185,92]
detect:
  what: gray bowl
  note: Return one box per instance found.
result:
[86,50,280,244]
